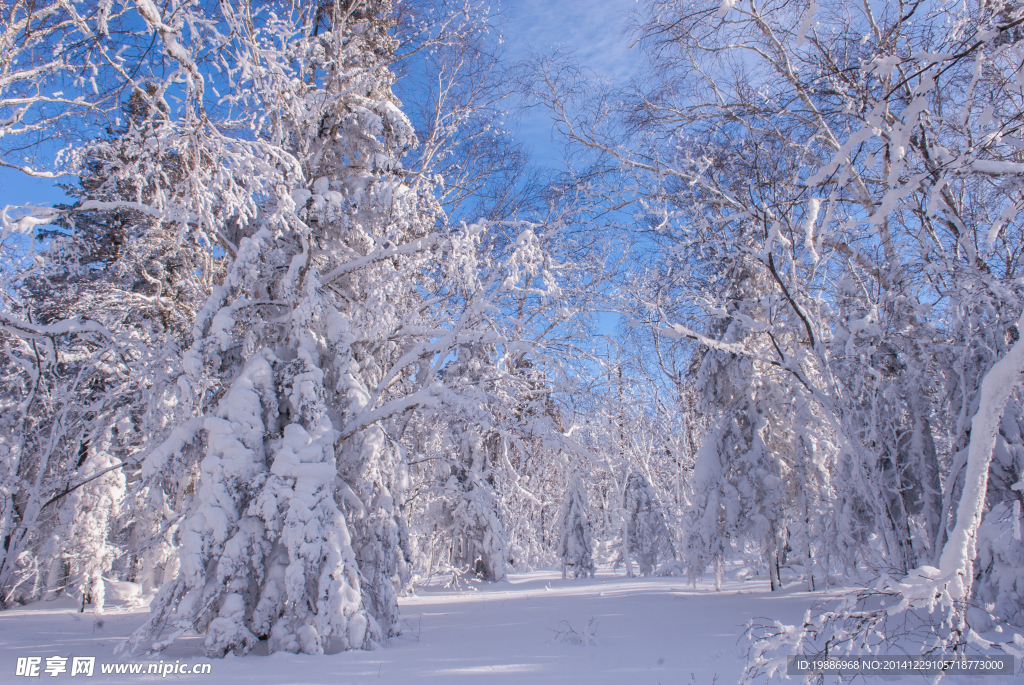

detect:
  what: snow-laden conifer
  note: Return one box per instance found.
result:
[558,469,595,579]
[122,0,443,655]
[622,471,672,577]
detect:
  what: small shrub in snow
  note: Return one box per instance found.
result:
[551,617,598,646]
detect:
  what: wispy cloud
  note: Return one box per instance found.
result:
[498,0,642,84]
[493,0,642,166]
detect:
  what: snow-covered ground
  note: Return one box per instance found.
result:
[0,571,1015,684]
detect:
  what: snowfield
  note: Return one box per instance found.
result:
[5,570,1016,684]
[0,571,828,684]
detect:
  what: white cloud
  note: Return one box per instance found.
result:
[498,0,641,84]
[493,0,642,166]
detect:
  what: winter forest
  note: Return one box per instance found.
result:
[1,0,1024,682]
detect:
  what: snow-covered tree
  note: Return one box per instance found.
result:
[622,471,672,577]
[103,0,586,656]
[558,469,595,579]
[53,426,127,614]
[439,342,511,582]
[532,0,1024,664]
[119,0,453,656]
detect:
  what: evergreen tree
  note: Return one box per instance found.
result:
[622,471,672,577]
[127,0,441,655]
[558,469,595,579]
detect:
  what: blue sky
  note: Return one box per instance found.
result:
[499,0,640,81]
[0,0,641,210]
[499,0,641,166]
